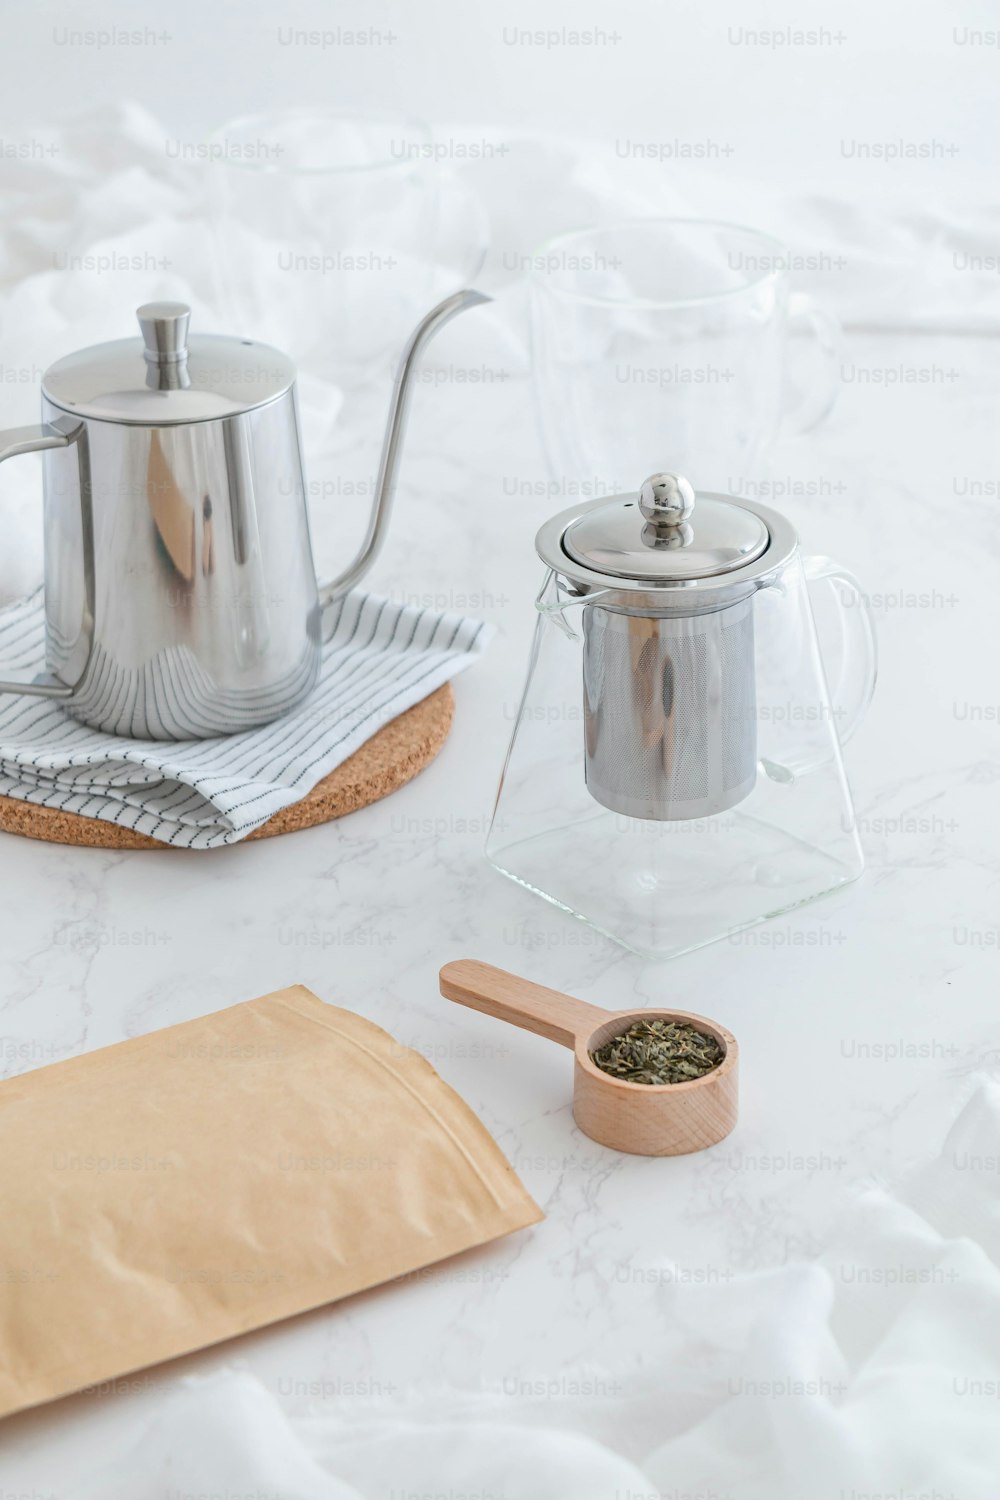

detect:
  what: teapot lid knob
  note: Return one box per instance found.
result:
[638,472,695,525]
[137,301,190,364]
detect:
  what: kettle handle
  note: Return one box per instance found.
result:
[317,288,491,608]
[0,419,94,700]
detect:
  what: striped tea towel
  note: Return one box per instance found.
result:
[0,589,492,849]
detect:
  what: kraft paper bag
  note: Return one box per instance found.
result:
[0,986,542,1418]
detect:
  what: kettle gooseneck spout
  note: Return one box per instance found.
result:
[318,288,492,607]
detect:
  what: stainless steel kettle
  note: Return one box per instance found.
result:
[0,290,487,738]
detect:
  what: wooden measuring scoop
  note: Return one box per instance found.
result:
[439,960,738,1156]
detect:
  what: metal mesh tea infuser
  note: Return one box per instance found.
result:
[571,473,766,820]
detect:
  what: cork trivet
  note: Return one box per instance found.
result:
[0,683,454,851]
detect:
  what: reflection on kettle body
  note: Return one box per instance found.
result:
[202,498,214,578]
[147,430,195,584]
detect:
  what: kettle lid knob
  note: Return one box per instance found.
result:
[638,472,695,525]
[137,301,190,364]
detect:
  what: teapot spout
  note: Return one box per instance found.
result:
[318,289,492,607]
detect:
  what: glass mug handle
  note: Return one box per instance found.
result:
[781,292,841,436]
[762,555,877,783]
[803,555,878,757]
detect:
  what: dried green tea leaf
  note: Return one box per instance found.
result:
[589,1017,723,1087]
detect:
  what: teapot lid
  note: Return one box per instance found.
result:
[42,303,296,425]
[553,472,769,585]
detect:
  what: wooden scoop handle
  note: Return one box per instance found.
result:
[439,960,610,1050]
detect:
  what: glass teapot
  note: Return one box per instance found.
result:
[486,472,877,960]
[0,290,487,739]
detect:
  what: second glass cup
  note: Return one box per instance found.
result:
[208,108,487,387]
[528,220,840,494]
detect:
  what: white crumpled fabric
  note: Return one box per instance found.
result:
[2,105,1000,599]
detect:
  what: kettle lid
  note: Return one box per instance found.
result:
[558,472,769,583]
[41,302,296,425]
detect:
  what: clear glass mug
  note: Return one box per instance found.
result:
[528,220,839,494]
[208,108,488,387]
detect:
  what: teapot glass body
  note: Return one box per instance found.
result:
[486,482,877,959]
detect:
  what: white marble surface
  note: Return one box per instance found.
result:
[0,310,997,1491]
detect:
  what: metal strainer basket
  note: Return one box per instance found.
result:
[537,472,776,822]
[582,593,758,820]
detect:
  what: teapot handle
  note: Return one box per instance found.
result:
[0,419,94,700]
[318,289,491,608]
[802,554,878,754]
[761,555,877,784]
